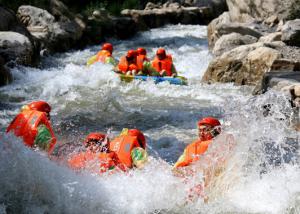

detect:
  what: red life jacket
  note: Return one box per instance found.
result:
[175,140,212,168]
[68,151,122,174]
[6,110,57,154]
[109,135,141,168]
[118,56,138,73]
[151,55,173,76]
[136,55,149,71]
[96,50,111,63]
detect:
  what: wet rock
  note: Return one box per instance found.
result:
[282,19,300,47]
[258,32,282,43]
[263,15,279,27]
[17,5,84,52]
[202,42,281,85]
[213,33,257,57]
[111,17,137,39]
[0,6,39,66]
[0,56,12,87]
[0,31,35,66]
[226,0,300,23]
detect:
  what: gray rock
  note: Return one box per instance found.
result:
[258,32,282,43]
[226,0,300,23]
[17,5,83,52]
[207,12,231,49]
[282,19,300,47]
[202,42,281,85]
[0,31,35,66]
[213,32,257,56]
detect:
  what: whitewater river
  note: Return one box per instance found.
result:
[0,25,299,214]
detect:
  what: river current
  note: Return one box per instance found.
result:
[0,25,299,214]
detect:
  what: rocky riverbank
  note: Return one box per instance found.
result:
[202,0,300,107]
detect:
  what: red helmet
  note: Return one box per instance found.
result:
[126,50,138,58]
[27,101,51,113]
[156,48,166,57]
[137,47,147,56]
[102,43,113,53]
[85,132,106,144]
[128,129,146,149]
[198,117,221,127]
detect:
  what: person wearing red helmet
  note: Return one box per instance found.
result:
[109,128,148,169]
[151,48,177,77]
[117,50,140,75]
[68,132,125,174]
[174,117,221,168]
[6,101,57,155]
[87,42,117,66]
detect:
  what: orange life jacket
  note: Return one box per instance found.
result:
[176,140,212,168]
[6,110,57,154]
[109,135,141,168]
[96,50,111,63]
[151,55,173,76]
[68,151,122,174]
[136,55,149,71]
[118,56,138,73]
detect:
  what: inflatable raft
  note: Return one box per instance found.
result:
[119,74,188,85]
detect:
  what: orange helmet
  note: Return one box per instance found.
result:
[137,47,147,56]
[84,132,106,145]
[126,50,138,58]
[156,48,166,57]
[128,129,146,149]
[27,101,51,113]
[102,43,113,53]
[198,117,221,127]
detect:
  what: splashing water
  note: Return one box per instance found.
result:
[0,25,299,213]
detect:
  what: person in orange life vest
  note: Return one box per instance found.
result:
[68,132,125,174]
[6,101,57,154]
[109,128,148,169]
[88,43,117,66]
[174,117,221,168]
[117,50,139,75]
[136,48,150,75]
[151,48,177,77]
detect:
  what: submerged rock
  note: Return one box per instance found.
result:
[0,56,12,87]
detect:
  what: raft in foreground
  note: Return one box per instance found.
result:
[119,74,188,85]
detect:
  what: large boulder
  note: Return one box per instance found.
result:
[0,32,35,66]
[282,19,300,47]
[182,0,228,17]
[0,6,39,66]
[226,0,300,23]
[0,56,12,87]
[17,5,84,52]
[202,42,281,85]
[213,32,257,56]
[207,12,231,49]
[258,32,282,43]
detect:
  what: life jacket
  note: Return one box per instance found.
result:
[96,50,112,63]
[175,140,212,168]
[118,56,138,73]
[151,55,173,76]
[68,151,122,174]
[109,135,141,168]
[136,55,149,71]
[6,110,56,154]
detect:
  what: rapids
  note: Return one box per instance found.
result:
[0,25,299,214]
